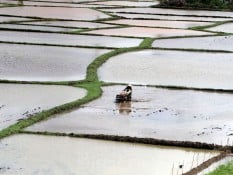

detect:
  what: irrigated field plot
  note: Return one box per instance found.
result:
[0,134,219,175]
[26,85,233,145]
[0,43,110,81]
[0,6,110,20]
[0,31,142,48]
[98,50,233,90]
[0,84,86,130]
[153,35,233,52]
[84,26,211,38]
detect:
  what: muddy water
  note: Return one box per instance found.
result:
[109,13,231,22]
[103,7,233,18]
[0,84,86,130]
[0,134,219,175]
[0,6,109,21]
[0,24,76,32]
[207,22,233,33]
[0,31,142,48]
[153,35,233,52]
[22,20,116,29]
[87,1,159,7]
[0,43,110,81]
[84,26,210,38]
[98,50,233,90]
[105,19,212,29]
[27,85,233,145]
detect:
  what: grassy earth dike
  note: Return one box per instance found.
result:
[207,161,233,175]
[0,37,153,140]
[158,0,233,10]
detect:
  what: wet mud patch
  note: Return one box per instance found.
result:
[26,85,233,145]
[0,43,110,81]
[98,50,233,90]
[0,134,219,175]
[0,84,86,131]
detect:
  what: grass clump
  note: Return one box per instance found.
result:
[206,161,233,175]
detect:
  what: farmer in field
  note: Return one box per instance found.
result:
[115,84,132,103]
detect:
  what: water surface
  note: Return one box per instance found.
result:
[99,50,233,90]
[103,7,233,18]
[104,19,212,29]
[27,86,233,145]
[0,43,110,81]
[0,6,110,21]
[87,1,159,7]
[0,24,76,32]
[22,20,115,29]
[0,31,142,48]
[110,13,231,22]
[84,26,210,38]
[0,134,219,175]
[207,22,233,33]
[0,84,86,130]
[153,35,233,52]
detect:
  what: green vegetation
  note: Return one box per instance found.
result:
[0,38,152,140]
[207,161,233,175]
[159,0,233,10]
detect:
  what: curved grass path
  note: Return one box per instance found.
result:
[0,37,153,140]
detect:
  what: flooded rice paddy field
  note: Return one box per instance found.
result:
[102,7,233,18]
[0,43,110,81]
[1,0,233,174]
[21,20,116,29]
[153,35,233,52]
[104,19,213,29]
[0,134,219,175]
[98,50,233,90]
[0,84,86,130]
[0,16,33,23]
[27,85,233,145]
[86,1,159,7]
[110,12,232,22]
[0,23,78,32]
[0,6,110,21]
[0,31,142,48]
[6,1,117,8]
[207,22,233,33]
[84,26,211,38]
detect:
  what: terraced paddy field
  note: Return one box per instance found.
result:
[0,84,86,130]
[1,0,233,174]
[0,134,219,175]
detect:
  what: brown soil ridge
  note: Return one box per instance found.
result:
[183,152,228,175]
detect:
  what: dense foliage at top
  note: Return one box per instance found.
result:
[160,0,233,10]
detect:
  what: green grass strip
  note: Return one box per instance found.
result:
[206,161,233,175]
[0,82,101,140]
[0,38,150,140]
